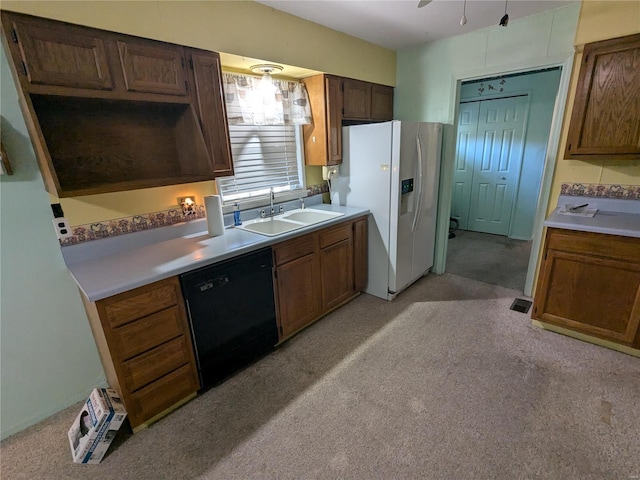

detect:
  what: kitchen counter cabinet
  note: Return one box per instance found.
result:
[273,235,323,339]
[81,276,200,431]
[273,215,367,341]
[532,228,640,348]
[353,217,368,292]
[319,222,354,311]
[65,202,368,429]
[564,33,640,160]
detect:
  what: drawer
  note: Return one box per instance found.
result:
[320,222,352,249]
[547,228,640,263]
[112,306,184,361]
[102,280,179,328]
[121,336,192,392]
[273,234,317,266]
[129,364,199,426]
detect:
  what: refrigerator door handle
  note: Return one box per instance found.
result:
[412,134,424,232]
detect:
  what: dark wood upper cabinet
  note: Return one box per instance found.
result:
[302,74,392,166]
[326,75,343,164]
[301,74,343,166]
[1,11,231,196]
[343,78,371,120]
[371,84,394,120]
[188,48,233,176]
[7,15,114,91]
[565,33,640,160]
[116,39,188,96]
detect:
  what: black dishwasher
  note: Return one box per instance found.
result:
[180,247,278,388]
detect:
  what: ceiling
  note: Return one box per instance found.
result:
[256,0,576,50]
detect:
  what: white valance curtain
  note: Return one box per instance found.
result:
[222,72,312,126]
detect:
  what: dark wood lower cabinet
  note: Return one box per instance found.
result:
[320,223,354,311]
[276,252,323,339]
[532,228,640,348]
[273,215,368,341]
[77,215,368,430]
[81,277,200,431]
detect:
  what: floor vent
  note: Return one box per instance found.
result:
[510,298,532,314]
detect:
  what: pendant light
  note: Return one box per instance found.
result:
[460,0,467,26]
[499,0,509,27]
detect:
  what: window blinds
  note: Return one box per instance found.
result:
[216,124,304,203]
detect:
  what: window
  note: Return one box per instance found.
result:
[216,124,305,204]
[216,72,311,207]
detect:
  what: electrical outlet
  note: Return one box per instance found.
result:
[52,217,73,240]
[322,165,339,180]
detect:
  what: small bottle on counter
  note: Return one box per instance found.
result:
[233,203,242,226]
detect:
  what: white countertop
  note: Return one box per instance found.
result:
[544,195,640,238]
[64,203,369,302]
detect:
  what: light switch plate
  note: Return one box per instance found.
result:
[52,217,73,240]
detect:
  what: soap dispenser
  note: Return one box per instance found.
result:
[233,203,242,226]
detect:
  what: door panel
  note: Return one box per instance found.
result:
[467,96,528,236]
[11,19,113,90]
[451,102,479,229]
[117,40,187,96]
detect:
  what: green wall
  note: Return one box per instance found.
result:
[394,4,580,275]
[0,53,106,439]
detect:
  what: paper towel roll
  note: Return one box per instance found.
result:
[204,195,225,237]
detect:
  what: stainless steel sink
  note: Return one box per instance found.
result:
[235,208,345,237]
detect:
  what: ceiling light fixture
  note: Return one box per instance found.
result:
[249,64,284,77]
[417,0,432,8]
[460,0,467,26]
[499,0,509,27]
[250,64,283,97]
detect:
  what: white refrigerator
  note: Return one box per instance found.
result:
[331,121,442,300]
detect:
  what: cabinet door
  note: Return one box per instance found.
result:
[276,253,322,339]
[353,217,368,292]
[93,277,200,430]
[4,14,113,90]
[116,39,188,96]
[342,78,371,120]
[188,49,233,176]
[326,75,343,165]
[371,84,394,120]
[533,230,640,346]
[320,238,354,311]
[565,33,640,160]
[534,249,640,344]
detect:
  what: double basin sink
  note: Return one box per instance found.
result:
[236,208,345,236]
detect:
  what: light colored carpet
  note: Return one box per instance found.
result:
[446,229,532,291]
[2,273,639,479]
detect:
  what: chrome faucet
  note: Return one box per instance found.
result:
[270,187,275,216]
[299,197,305,209]
[259,188,284,218]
